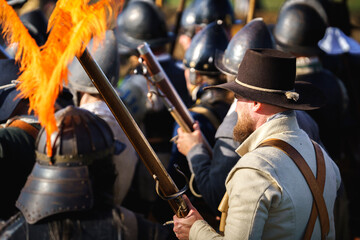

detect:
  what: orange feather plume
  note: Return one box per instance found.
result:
[0,0,122,157]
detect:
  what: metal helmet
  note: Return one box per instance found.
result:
[116,0,173,49]
[68,30,119,96]
[16,106,116,224]
[179,0,198,37]
[20,9,48,47]
[273,0,328,56]
[215,18,275,76]
[183,20,230,77]
[193,0,235,28]
[0,59,21,123]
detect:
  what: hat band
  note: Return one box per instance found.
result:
[235,78,300,101]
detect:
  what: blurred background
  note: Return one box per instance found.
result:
[157,0,360,60]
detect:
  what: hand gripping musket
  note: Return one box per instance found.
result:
[137,42,213,197]
[77,47,189,218]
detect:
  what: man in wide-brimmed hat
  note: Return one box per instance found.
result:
[173,48,341,239]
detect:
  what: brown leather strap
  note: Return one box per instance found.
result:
[7,119,39,140]
[258,139,329,240]
[303,140,326,240]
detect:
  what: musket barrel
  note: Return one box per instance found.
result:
[138,42,195,129]
[77,47,188,217]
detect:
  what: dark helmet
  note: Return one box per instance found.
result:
[16,106,116,224]
[183,20,230,78]
[273,0,328,56]
[179,0,198,37]
[0,59,21,123]
[116,0,173,49]
[20,9,48,47]
[68,30,119,95]
[215,18,275,76]
[193,0,235,28]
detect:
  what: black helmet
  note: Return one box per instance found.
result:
[20,9,48,47]
[116,0,173,49]
[183,20,230,76]
[215,18,274,76]
[68,30,119,96]
[0,59,21,123]
[16,106,116,224]
[179,0,198,37]
[193,0,235,28]
[273,0,328,56]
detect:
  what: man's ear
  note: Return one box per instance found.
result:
[252,101,262,112]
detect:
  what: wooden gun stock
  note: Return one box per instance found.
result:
[77,47,189,218]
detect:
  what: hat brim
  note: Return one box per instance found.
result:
[116,28,174,49]
[207,80,326,110]
[214,50,238,76]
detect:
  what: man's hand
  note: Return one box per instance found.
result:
[176,121,203,156]
[173,194,204,240]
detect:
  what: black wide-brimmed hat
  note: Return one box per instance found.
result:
[208,48,326,110]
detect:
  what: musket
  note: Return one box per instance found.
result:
[137,42,213,156]
[169,0,186,56]
[137,42,212,198]
[77,47,189,218]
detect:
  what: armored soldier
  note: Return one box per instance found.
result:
[67,30,138,207]
[0,106,174,239]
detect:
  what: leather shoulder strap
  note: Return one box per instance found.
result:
[258,138,329,240]
[303,140,326,240]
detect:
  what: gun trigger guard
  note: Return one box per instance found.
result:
[154,165,189,201]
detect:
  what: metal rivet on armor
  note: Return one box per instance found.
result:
[203,64,209,69]
[208,56,213,63]
[190,61,195,68]
[226,58,230,64]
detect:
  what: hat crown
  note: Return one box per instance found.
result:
[237,49,296,91]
